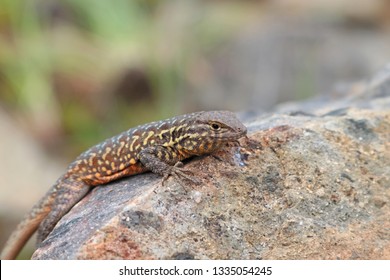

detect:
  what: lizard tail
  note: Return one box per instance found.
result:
[0,187,57,260]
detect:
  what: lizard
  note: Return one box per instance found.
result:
[0,110,247,260]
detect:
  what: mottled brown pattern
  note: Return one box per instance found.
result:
[1,111,247,259]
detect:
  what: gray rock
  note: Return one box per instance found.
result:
[32,64,390,259]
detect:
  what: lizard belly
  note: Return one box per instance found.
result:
[82,162,148,185]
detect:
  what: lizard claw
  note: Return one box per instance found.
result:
[172,166,201,185]
[161,163,201,187]
[171,161,201,184]
[174,161,184,168]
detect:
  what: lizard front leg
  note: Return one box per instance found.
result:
[138,146,200,185]
[36,176,90,245]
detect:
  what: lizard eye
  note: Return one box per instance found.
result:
[210,123,221,130]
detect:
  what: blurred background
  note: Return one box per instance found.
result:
[0,0,389,258]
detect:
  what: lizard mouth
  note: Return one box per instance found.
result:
[217,127,247,141]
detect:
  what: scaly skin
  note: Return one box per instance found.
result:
[1,111,247,259]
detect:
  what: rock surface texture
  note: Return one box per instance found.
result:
[32,65,390,260]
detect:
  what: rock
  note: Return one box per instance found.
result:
[32,65,390,259]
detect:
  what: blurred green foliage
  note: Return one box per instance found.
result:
[0,0,249,157]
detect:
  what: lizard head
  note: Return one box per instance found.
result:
[180,111,247,155]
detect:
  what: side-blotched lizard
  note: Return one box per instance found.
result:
[1,111,247,259]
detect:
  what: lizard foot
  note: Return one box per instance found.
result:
[162,162,201,186]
